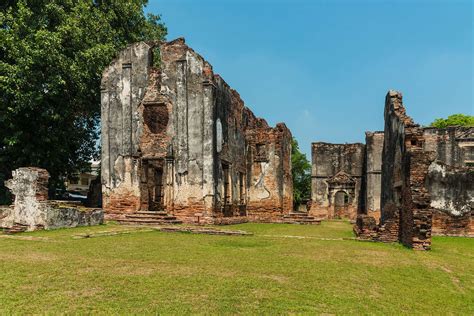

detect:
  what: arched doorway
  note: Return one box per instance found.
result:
[334,190,349,218]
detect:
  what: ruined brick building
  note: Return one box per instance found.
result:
[100,38,293,224]
[311,91,473,249]
[309,133,384,222]
[309,142,365,220]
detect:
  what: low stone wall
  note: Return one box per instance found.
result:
[1,167,103,232]
[45,202,104,230]
[432,210,473,237]
[354,213,399,243]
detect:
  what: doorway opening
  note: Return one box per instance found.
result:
[148,166,164,212]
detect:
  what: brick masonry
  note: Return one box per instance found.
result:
[100,38,293,224]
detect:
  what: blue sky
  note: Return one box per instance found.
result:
[146,0,473,157]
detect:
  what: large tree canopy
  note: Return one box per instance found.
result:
[291,138,311,209]
[0,0,166,203]
[430,114,474,128]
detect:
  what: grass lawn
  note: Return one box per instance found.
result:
[0,221,473,314]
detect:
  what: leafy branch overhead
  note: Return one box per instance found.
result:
[0,0,166,203]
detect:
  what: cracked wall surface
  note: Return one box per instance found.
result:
[246,123,293,221]
[101,38,293,224]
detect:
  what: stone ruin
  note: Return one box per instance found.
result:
[310,90,473,249]
[309,142,365,220]
[99,38,314,225]
[0,167,103,233]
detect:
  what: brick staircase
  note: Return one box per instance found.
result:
[3,222,29,234]
[281,212,321,225]
[116,211,183,226]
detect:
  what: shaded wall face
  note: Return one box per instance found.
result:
[380,92,407,224]
[310,143,365,219]
[213,78,248,216]
[380,91,433,250]
[365,132,384,221]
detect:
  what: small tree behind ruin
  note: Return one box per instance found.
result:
[430,114,474,128]
[291,138,311,209]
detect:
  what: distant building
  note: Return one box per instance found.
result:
[65,161,100,195]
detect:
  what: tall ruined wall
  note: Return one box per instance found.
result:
[246,123,293,221]
[101,42,151,214]
[380,90,434,250]
[101,38,293,223]
[310,142,365,219]
[365,131,383,221]
[155,39,216,222]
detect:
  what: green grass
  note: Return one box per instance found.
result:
[0,221,473,314]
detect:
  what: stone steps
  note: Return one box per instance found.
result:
[116,219,183,225]
[280,212,321,225]
[116,211,183,226]
[135,211,169,216]
[283,213,316,220]
[125,214,177,220]
[281,219,321,225]
[3,223,28,234]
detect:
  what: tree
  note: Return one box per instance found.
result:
[291,138,311,210]
[0,1,166,204]
[430,114,474,128]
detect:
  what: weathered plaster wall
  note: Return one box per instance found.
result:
[101,42,151,214]
[309,142,365,220]
[3,167,49,229]
[423,127,474,168]
[356,91,473,246]
[365,132,383,222]
[246,123,293,221]
[101,38,293,224]
[155,39,216,222]
[427,161,473,236]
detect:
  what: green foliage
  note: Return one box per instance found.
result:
[291,138,311,208]
[0,1,166,202]
[430,114,474,128]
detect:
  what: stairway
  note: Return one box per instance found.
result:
[3,222,29,234]
[281,212,321,225]
[116,211,183,226]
